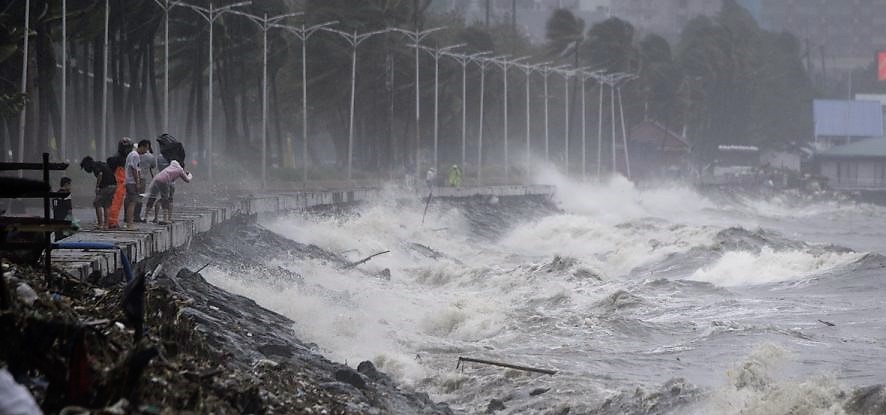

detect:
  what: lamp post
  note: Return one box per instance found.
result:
[596,72,605,177]
[61,0,66,161]
[577,69,602,180]
[17,0,30,165]
[100,0,108,157]
[490,55,528,178]
[324,27,392,181]
[442,50,490,170]
[539,63,551,162]
[272,21,338,183]
[553,66,572,173]
[617,74,637,179]
[391,26,445,179]
[178,1,250,182]
[229,9,303,188]
[413,43,465,171]
[150,0,176,133]
[473,55,507,184]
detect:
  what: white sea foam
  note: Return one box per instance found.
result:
[689,344,848,415]
[687,246,860,287]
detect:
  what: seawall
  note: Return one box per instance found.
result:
[52,184,555,281]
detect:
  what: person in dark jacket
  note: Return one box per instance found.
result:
[80,156,116,229]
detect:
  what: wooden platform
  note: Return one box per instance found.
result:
[51,184,555,281]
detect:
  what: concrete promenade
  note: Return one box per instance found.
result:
[52,184,555,281]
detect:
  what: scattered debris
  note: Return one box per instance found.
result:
[457,356,557,376]
[342,251,390,269]
[486,398,506,413]
[530,387,551,396]
[817,319,836,327]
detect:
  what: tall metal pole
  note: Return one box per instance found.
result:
[163,0,169,132]
[267,19,330,183]
[618,85,631,179]
[443,50,487,171]
[433,50,439,170]
[17,0,30,164]
[610,83,616,174]
[262,12,268,188]
[101,0,109,157]
[301,25,308,182]
[543,69,549,161]
[525,66,531,173]
[61,0,66,160]
[414,41,420,177]
[207,2,214,180]
[503,61,509,178]
[581,75,586,179]
[477,60,486,184]
[179,2,251,181]
[461,59,467,169]
[348,33,357,180]
[563,71,569,174]
[597,79,604,177]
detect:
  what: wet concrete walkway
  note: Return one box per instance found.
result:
[52,184,554,280]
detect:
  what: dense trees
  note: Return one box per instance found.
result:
[1,0,816,178]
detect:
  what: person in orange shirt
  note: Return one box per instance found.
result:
[106,138,133,229]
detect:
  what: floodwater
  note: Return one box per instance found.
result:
[202,168,886,414]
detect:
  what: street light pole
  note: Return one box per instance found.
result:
[596,73,604,177]
[414,43,465,171]
[324,27,391,181]
[61,0,66,161]
[151,0,173,132]
[229,9,303,188]
[101,0,109,157]
[274,21,337,183]
[392,27,445,179]
[541,65,550,162]
[521,64,532,174]
[179,1,250,182]
[474,56,492,184]
[442,50,490,171]
[555,67,572,174]
[617,74,637,179]
[17,0,30,165]
[490,56,528,179]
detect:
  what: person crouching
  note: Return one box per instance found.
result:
[144,160,192,224]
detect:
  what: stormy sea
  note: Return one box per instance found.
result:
[195,170,886,414]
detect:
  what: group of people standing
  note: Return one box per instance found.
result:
[79,134,192,230]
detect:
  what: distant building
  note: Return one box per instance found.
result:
[759,0,886,74]
[813,99,883,149]
[623,119,691,179]
[816,138,886,191]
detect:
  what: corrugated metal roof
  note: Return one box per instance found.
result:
[817,137,886,158]
[813,99,883,137]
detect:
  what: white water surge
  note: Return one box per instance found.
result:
[201,171,886,413]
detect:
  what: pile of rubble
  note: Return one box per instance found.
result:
[0,259,451,414]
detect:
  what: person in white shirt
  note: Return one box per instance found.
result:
[124,143,143,229]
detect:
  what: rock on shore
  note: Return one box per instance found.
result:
[0,257,452,414]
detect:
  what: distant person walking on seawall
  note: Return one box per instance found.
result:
[144,160,192,224]
[426,167,437,189]
[447,164,462,187]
